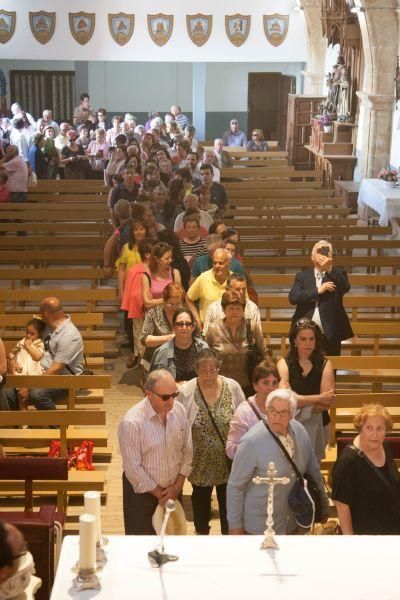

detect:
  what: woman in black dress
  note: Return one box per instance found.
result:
[277,318,335,461]
[332,403,400,535]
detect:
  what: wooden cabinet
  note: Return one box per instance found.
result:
[286,95,325,168]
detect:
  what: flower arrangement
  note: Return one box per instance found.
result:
[317,113,332,126]
[378,167,398,182]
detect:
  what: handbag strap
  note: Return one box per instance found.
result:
[196,380,226,450]
[261,417,303,480]
[245,319,254,347]
[349,444,398,499]
[246,398,262,421]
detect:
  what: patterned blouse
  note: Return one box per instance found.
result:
[189,380,234,487]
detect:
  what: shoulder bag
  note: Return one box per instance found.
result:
[262,417,324,527]
[246,319,264,381]
[197,380,232,468]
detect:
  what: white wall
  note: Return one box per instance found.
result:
[0,0,307,62]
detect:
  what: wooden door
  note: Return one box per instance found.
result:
[248,73,296,148]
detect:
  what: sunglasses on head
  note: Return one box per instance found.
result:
[151,390,180,402]
[295,318,318,329]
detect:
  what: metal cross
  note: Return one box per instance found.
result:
[253,461,290,549]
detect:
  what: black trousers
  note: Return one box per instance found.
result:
[122,473,158,535]
[191,483,228,535]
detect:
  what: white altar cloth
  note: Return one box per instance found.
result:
[358,179,400,234]
[51,535,400,600]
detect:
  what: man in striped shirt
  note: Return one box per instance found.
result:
[118,369,193,535]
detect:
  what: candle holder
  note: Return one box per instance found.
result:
[72,567,101,591]
[96,538,108,569]
[148,500,179,569]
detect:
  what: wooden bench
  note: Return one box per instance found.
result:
[242,255,399,273]
[0,237,106,250]
[252,273,400,295]
[27,193,107,203]
[258,294,400,321]
[225,217,356,228]
[0,312,106,332]
[241,239,400,256]
[0,249,104,267]
[221,167,317,180]
[328,355,400,391]
[0,268,112,289]
[30,181,109,193]
[0,222,112,235]
[0,288,117,312]
[3,340,106,371]
[224,183,334,195]
[4,374,112,410]
[261,321,400,356]
[227,197,345,208]
[230,225,392,240]
[230,207,351,218]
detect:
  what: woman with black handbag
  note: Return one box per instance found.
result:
[204,290,265,396]
[177,349,245,534]
[332,404,400,535]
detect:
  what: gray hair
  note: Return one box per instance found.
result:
[144,369,173,391]
[311,239,332,255]
[214,138,223,145]
[206,234,223,250]
[265,389,297,417]
[114,199,131,220]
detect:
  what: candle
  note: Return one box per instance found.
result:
[79,513,96,570]
[84,491,102,544]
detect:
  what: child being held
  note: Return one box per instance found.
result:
[7,318,45,410]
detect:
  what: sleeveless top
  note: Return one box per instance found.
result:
[149,269,174,299]
[284,357,327,461]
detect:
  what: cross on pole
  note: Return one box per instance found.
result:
[253,461,290,549]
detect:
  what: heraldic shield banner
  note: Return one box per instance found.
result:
[186,14,212,47]
[225,15,250,47]
[263,14,289,47]
[29,11,55,45]
[0,10,15,44]
[148,14,173,47]
[69,12,95,45]
[108,13,134,46]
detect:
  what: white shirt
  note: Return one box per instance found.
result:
[118,397,193,493]
[203,298,261,335]
[9,129,29,161]
[311,268,325,333]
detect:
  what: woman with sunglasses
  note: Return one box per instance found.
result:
[150,308,208,383]
[177,348,245,535]
[246,129,267,152]
[277,318,335,461]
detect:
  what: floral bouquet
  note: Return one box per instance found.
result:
[317,113,332,126]
[377,167,398,182]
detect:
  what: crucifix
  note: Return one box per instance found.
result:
[253,461,290,549]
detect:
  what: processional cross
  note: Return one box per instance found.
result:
[253,461,290,549]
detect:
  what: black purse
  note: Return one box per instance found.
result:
[246,319,264,381]
[262,418,324,527]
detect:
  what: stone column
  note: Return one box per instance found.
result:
[356,92,395,177]
[355,0,398,177]
[301,0,326,95]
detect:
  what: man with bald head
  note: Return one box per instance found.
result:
[289,240,353,356]
[187,248,233,326]
[118,369,192,534]
[2,297,83,411]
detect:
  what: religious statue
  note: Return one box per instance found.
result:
[323,55,350,119]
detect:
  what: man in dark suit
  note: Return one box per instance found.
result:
[289,240,353,356]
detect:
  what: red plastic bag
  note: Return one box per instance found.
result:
[48,440,95,471]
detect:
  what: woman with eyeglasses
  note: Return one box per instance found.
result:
[149,308,208,383]
[177,348,245,535]
[246,129,267,152]
[140,283,199,370]
[205,290,265,397]
[277,318,335,461]
[227,389,328,535]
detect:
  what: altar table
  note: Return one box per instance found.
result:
[358,179,400,237]
[50,535,399,599]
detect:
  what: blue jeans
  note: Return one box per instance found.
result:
[1,387,67,410]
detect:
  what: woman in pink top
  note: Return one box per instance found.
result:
[226,361,280,459]
[86,128,110,176]
[141,242,181,311]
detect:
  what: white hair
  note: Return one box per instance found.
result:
[151,117,163,128]
[311,239,332,255]
[11,102,21,115]
[265,389,297,417]
[214,138,223,145]
[124,113,136,123]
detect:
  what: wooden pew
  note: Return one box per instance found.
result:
[0,312,104,332]
[30,181,109,194]
[229,225,392,239]
[240,239,400,256]
[0,237,105,250]
[221,167,317,180]
[27,193,106,203]
[0,268,111,289]
[227,197,345,208]
[0,249,103,266]
[230,207,351,218]
[252,273,400,295]
[225,184,333,195]
[242,255,399,272]
[0,288,117,312]
[225,217,355,227]
[4,374,111,410]
[3,340,105,370]
[0,222,112,235]
[257,295,400,320]
[261,321,400,356]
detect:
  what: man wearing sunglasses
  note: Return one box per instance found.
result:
[222,119,247,147]
[289,240,353,356]
[118,369,192,535]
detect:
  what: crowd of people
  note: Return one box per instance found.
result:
[0,95,399,545]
